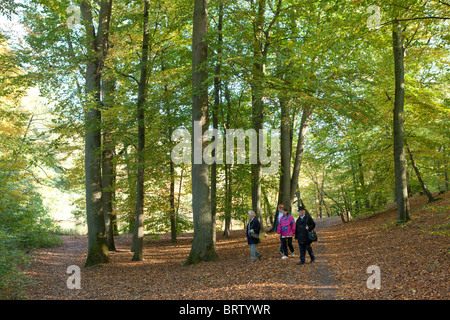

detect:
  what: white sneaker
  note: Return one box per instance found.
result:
[291,252,295,257]
[281,255,289,259]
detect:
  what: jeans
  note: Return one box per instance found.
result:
[249,244,262,261]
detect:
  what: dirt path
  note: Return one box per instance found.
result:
[22,191,450,303]
[307,217,342,299]
[24,217,343,300]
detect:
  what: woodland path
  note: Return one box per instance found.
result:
[305,217,342,299]
[24,195,449,301]
[24,217,343,300]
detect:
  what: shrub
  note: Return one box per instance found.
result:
[0,187,62,299]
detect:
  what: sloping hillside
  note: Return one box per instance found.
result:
[325,192,449,299]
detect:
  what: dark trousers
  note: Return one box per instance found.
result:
[281,236,294,256]
[298,242,314,263]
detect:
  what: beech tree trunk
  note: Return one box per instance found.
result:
[102,76,116,251]
[250,0,281,230]
[131,0,150,261]
[160,55,177,243]
[289,107,311,205]
[81,0,112,267]
[250,0,265,231]
[392,20,410,224]
[185,0,217,265]
[223,83,232,237]
[211,1,222,243]
[169,160,176,243]
[279,96,291,212]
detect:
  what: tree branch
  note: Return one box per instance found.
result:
[380,16,450,28]
[104,65,139,85]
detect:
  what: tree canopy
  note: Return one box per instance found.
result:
[0,0,448,273]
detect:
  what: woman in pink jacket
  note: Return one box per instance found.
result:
[277,209,296,259]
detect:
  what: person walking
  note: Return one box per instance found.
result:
[272,204,285,232]
[294,206,315,264]
[246,210,262,262]
[277,208,295,259]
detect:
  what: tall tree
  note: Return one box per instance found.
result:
[80,0,113,267]
[250,0,281,228]
[131,0,150,261]
[101,73,117,251]
[211,0,223,244]
[162,57,178,243]
[185,0,218,265]
[278,88,291,212]
[389,0,450,223]
[392,19,410,224]
[223,82,233,237]
[289,107,311,206]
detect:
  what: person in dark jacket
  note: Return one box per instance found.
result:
[294,206,315,265]
[246,210,262,262]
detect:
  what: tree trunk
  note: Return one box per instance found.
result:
[223,83,232,237]
[176,169,184,218]
[358,159,370,211]
[392,20,410,225]
[279,96,291,212]
[251,93,264,231]
[101,76,116,251]
[405,139,434,202]
[249,0,281,230]
[250,0,266,231]
[162,55,177,243]
[318,172,325,218]
[169,160,176,243]
[223,162,232,237]
[262,188,273,225]
[211,1,222,243]
[289,107,311,205]
[442,145,449,191]
[131,0,150,261]
[124,144,136,234]
[351,164,361,215]
[185,0,217,265]
[81,0,112,267]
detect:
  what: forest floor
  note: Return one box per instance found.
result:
[23,192,449,300]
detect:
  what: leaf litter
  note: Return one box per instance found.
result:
[23,192,449,300]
